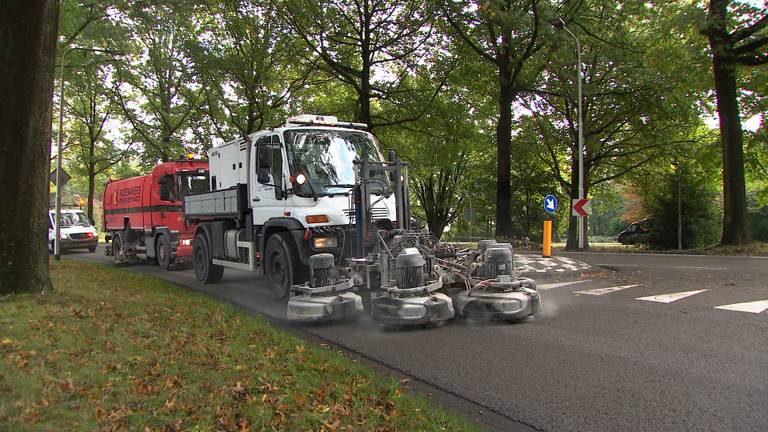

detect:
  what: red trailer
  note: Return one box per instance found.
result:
[103,159,209,269]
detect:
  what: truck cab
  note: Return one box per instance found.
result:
[185,115,399,298]
[104,159,209,269]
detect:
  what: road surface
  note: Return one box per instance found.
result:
[65,247,768,432]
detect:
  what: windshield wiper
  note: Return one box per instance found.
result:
[325,183,355,188]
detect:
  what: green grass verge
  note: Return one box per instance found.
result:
[0,259,480,431]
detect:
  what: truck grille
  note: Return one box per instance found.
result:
[69,233,91,240]
[345,207,389,223]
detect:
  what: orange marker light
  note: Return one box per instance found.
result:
[305,214,330,224]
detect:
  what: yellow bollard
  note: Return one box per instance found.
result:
[543,220,552,257]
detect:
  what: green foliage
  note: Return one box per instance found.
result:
[643,165,721,249]
[52,0,765,246]
[748,206,768,242]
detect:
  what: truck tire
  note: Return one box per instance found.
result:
[192,234,223,283]
[157,235,172,270]
[265,232,307,301]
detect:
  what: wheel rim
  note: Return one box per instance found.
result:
[270,251,286,285]
[195,244,205,277]
[159,240,168,263]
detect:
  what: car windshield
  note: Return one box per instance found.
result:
[58,211,90,227]
[284,129,388,195]
[178,170,210,199]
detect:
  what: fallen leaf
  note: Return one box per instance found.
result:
[236,416,250,432]
[164,396,176,409]
[59,378,75,393]
[231,382,248,401]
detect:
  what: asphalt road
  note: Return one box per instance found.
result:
[64,246,768,432]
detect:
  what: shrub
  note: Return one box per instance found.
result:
[644,166,721,249]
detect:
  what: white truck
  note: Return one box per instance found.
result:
[184,115,400,299]
[185,114,541,327]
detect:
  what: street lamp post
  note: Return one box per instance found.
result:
[54,46,123,260]
[552,18,586,250]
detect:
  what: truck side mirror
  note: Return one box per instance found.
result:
[157,175,172,201]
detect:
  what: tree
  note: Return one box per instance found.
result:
[281,0,444,129]
[700,0,768,245]
[66,60,132,222]
[527,0,705,248]
[442,0,550,238]
[108,1,203,164]
[0,0,59,294]
[191,0,316,141]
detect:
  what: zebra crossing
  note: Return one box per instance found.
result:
[540,279,768,315]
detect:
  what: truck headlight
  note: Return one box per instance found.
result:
[60,232,69,239]
[312,236,337,249]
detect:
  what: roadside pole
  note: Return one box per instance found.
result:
[543,219,552,258]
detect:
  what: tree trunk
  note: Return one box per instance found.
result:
[495,69,513,239]
[565,154,591,250]
[87,166,96,223]
[712,54,749,245]
[565,149,579,250]
[87,135,96,223]
[0,0,59,294]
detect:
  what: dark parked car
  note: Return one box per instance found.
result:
[617,219,652,245]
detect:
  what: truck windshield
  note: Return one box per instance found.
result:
[58,212,90,227]
[178,171,210,199]
[284,129,387,195]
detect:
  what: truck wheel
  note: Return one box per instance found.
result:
[157,235,172,270]
[265,232,306,301]
[192,234,223,283]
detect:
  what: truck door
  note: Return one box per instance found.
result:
[251,134,286,224]
[151,170,179,230]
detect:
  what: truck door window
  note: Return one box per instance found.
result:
[158,175,174,201]
[271,134,283,199]
[256,136,272,184]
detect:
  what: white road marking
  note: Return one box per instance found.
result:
[675,266,727,270]
[714,300,768,314]
[636,289,707,303]
[538,280,591,290]
[574,284,642,296]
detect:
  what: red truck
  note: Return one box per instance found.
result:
[103,159,209,269]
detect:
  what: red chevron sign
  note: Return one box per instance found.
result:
[572,198,591,217]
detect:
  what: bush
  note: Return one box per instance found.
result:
[644,166,721,249]
[749,206,768,241]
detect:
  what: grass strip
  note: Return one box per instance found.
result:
[0,259,480,431]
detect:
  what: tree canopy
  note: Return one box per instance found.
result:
[48,0,768,248]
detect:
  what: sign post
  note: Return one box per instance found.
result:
[543,195,558,257]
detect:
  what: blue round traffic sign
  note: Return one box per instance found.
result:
[544,194,558,214]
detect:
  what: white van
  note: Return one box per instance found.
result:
[48,209,99,253]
